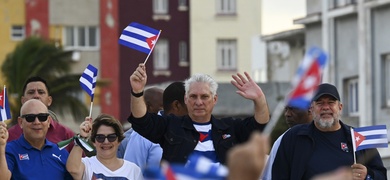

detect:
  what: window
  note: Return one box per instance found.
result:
[178,41,188,66]
[64,26,99,50]
[153,39,169,70]
[382,54,390,107]
[216,0,236,14]
[11,25,25,41]
[217,39,237,70]
[347,78,359,116]
[178,0,188,11]
[153,0,168,14]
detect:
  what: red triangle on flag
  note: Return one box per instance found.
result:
[290,60,321,99]
[0,90,4,108]
[146,35,158,49]
[199,133,208,142]
[354,131,365,147]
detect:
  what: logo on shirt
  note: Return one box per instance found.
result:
[19,153,29,160]
[341,142,349,152]
[52,153,62,161]
[222,134,231,139]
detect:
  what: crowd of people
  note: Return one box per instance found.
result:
[0,64,387,179]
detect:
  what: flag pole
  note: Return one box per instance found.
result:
[143,30,162,64]
[350,127,357,164]
[263,101,285,136]
[89,101,93,118]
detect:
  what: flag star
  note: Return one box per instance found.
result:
[302,75,317,89]
[151,39,156,45]
[356,136,360,142]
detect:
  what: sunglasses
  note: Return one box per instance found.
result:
[21,113,50,123]
[95,133,118,143]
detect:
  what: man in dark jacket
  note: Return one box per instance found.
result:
[272,83,387,180]
[128,63,270,165]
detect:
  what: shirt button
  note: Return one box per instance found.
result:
[170,138,173,141]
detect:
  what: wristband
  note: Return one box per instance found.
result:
[131,90,144,98]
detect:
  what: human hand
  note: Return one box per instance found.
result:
[351,163,367,180]
[79,117,92,138]
[130,63,147,93]
[0,121,8,146]
[227,132,269,180]
[311,167,352,180]
[231,72,264,100]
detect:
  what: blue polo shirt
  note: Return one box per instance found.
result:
[6,135,72,180]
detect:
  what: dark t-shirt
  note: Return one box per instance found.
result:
[303,127,354,179]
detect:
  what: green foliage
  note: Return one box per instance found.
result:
[270,113,289,147]
[1,36,88,126]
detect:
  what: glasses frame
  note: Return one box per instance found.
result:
[95,133,118,143]
[21,113,50,123]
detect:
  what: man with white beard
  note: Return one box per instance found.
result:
[272,83,386,180]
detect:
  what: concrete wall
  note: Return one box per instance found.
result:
[190,0,262,82]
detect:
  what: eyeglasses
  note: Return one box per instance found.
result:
[21,113,50,123]
[95,133,118,143]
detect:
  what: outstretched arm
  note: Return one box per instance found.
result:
[0,122,11,180]
[130,63,148,118]
[231,72,269,124]
[66,117,92,180]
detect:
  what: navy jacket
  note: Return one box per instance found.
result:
[128,113,266,164]
[272,121,387,180]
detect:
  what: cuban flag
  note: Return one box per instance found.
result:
[80,64,98,101]
[119,22,161,54]
[0,86,11,121]
[287,47,328,109]
[143,154,228,180]
[351,125,388,151]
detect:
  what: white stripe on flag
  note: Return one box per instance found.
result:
[360,139,388,146]
[83,68,96,79]
[80,78,94,90]
[358,129,387,136]
[119,34,149,49]
[0,108,6,121]
[124,26,156,37]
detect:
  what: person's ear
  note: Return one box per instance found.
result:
[18,117,23,129]
[47,96,52,107]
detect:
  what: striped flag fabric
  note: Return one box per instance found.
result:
[80,64,98,101]
[0,86,11,121]
[287,47,328,109]
[143,153,227,180]
[119,22,161,54]
[351,125,388,151]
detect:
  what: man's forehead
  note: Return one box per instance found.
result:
[26,82,48,91]
[315,95,338,101]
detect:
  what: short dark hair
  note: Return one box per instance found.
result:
[22,76,50,95]
[163,82,185,112]
[90,114,125,143]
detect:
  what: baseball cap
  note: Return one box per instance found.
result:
[312,83,340,101]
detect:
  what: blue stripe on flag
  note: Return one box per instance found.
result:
[118,22,160,54]
[80,64,98,101]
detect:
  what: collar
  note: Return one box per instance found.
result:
[182,115,230,131]
[17,134,55,150]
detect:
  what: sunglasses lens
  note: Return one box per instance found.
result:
[95,135,105,143]
[25,115,35,122]
[37,114,49,122]
[95,134,117,143]
[107,134,118,142]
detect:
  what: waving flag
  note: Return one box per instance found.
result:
[119,22,161,54]
[351,125,388,151]
[287,47,328,109]
[0,86,11,121]
[80,64,98,101]
[144,153,227,180]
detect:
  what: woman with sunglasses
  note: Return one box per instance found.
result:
[66,114,143,180]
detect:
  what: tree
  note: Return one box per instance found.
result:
[1,36,88,126]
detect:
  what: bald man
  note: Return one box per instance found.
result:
[0,99,72,179]
[144,87,164,114]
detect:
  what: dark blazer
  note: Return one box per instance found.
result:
[272,121,387,180]
[128,113,266,164]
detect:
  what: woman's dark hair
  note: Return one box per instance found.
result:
[90,114,124,143]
